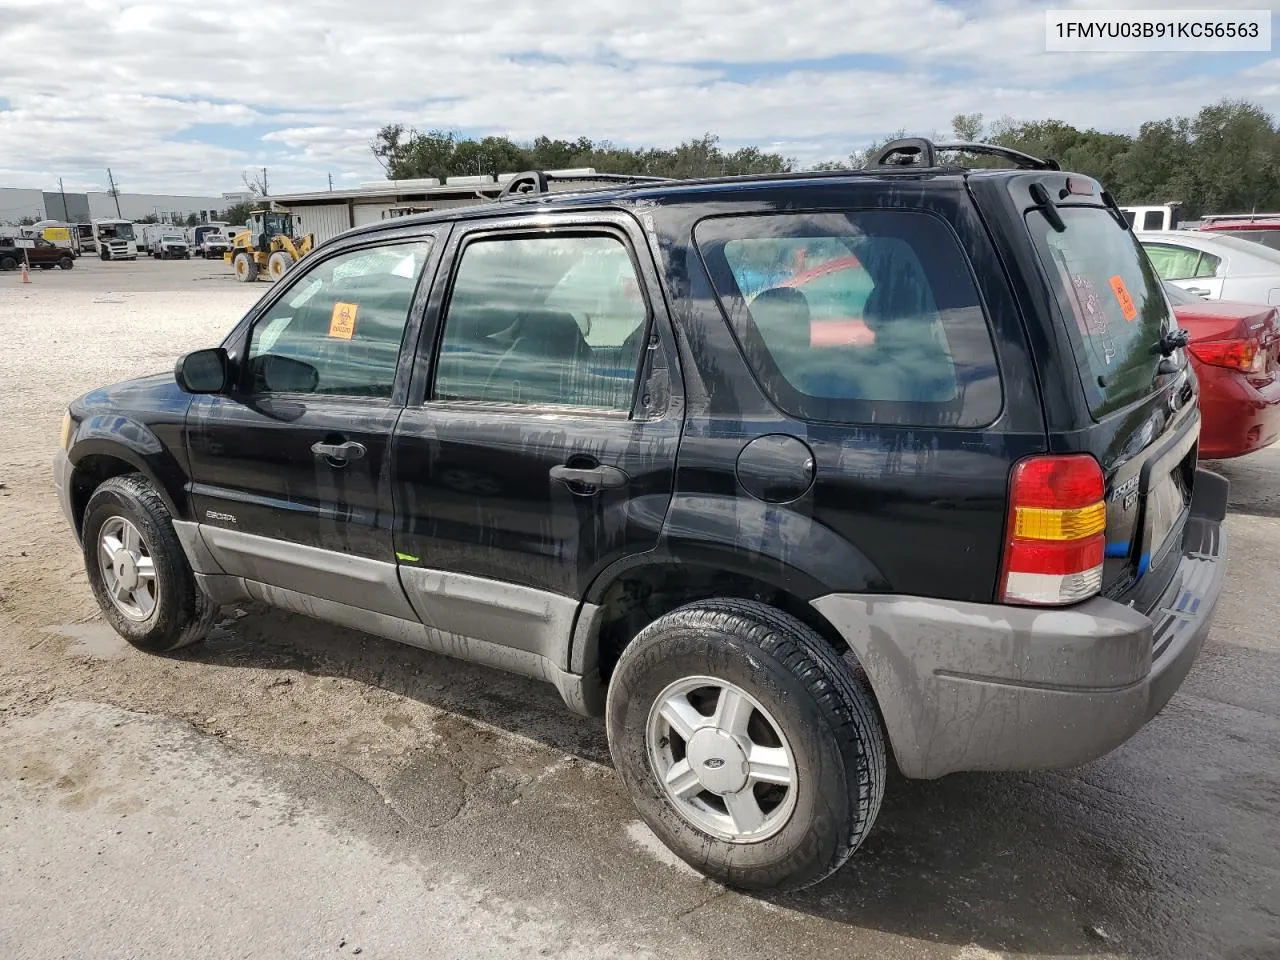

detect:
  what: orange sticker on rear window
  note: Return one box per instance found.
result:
[329,301,358,339]
[1109,275,1137,322]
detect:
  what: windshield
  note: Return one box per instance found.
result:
[116,223,135,240]
[1028,206,1174,418]
[162,235,183,242]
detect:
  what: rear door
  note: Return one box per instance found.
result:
[1023,193,1199,603]
[390,211,682,658]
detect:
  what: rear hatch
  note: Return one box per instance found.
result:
[1024,194,1199,605]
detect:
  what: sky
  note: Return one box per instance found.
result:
[0,0,1277,197]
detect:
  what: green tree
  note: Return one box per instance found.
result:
[184,213,199,227]
[223,201,257,226]
[951,113,984,142]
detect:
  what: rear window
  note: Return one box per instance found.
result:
[1028,207,1174,418]
[694,211,1001,427]
[1211,227,1280,252]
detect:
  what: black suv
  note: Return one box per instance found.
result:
[54,140,1228,892]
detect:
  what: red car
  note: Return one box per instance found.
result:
[1166,282,1280,458]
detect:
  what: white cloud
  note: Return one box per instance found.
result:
[0,0,1276,194]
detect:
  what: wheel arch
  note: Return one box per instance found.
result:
[569,552,860,717]
[68,438,184,537]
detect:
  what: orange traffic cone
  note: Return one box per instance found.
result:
[19,259,30,283]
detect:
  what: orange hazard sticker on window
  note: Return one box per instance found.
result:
[329,301,358,339]
[1108,275,1137,322]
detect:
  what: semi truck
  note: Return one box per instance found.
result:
[93,219,138,260]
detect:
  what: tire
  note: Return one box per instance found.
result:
[606,599,886,893]
[59,256,74,270]
[267,250,292,281]
[1,255,18,271]
[81,474,219,653]
[233,252,259,282]
[100,250,109,261]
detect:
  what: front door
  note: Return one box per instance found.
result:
[187,236,438,618]
[391,214,682,658]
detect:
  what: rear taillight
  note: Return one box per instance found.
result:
[1189,337,1266,375]
[1000,454,1106,606]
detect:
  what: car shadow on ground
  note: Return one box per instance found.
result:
[172,603,1196,958]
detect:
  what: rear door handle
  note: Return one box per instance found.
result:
[311,440,366,463]
[549,463,629,490]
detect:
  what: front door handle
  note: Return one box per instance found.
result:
[549,463,629,490]
[1184,286,1210,297]
[311,440,366,463]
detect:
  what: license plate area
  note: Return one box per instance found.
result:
[1141,466,1191,576]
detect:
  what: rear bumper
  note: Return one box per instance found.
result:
[812,469,1229,779]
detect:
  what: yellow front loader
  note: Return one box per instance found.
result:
[224,210,315,282]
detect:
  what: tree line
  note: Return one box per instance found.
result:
[371,99,1280,218]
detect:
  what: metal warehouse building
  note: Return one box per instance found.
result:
[270,170,617,245]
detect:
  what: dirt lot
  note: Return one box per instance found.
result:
[2,256,1279,960]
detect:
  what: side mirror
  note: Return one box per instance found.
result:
[175,348,229,394]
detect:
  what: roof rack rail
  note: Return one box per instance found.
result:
[866,138,1060,171]
[496,170,673,200]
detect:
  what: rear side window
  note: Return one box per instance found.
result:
[1142,242,1219,280]
[1028,207,1174,418]
[695,211,1001,427]
[1142,210,1165,231]
[432,234,647,410]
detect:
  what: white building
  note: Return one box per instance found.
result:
[270,170,619,245]
[0,187,48,225]
[1,185,232,226]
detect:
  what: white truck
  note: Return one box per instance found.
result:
[93,219,138,260]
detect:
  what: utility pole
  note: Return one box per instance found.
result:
[58,177,70,221]
[261,167,269,196]
[328,172,333,191]
[106,168,122,217]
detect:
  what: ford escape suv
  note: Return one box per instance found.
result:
[54,140,1228,892]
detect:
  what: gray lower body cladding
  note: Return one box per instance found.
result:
[171,521,599,715]
[813,476,1228,779]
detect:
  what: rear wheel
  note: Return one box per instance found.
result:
[267,250,293,280]
[233,252,259,282]
[0,255,16,271]
[606,599,887,892]
[81,474,219,653]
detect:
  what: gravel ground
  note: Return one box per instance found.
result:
[1,256,1278,960]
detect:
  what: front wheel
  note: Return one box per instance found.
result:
[232,252,259,282]
[59,256,74,270]
[100,250,110,261]
[606,599,887,892]
[81,474,219,652]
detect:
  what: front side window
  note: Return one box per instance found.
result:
[246,241,431,398]
[695,211,1001,427]
[432,233,648,411]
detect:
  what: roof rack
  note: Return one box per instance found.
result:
[867,138,1060,171]
[497,170,674,201]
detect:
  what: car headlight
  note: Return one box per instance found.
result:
[59,410,74,450]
